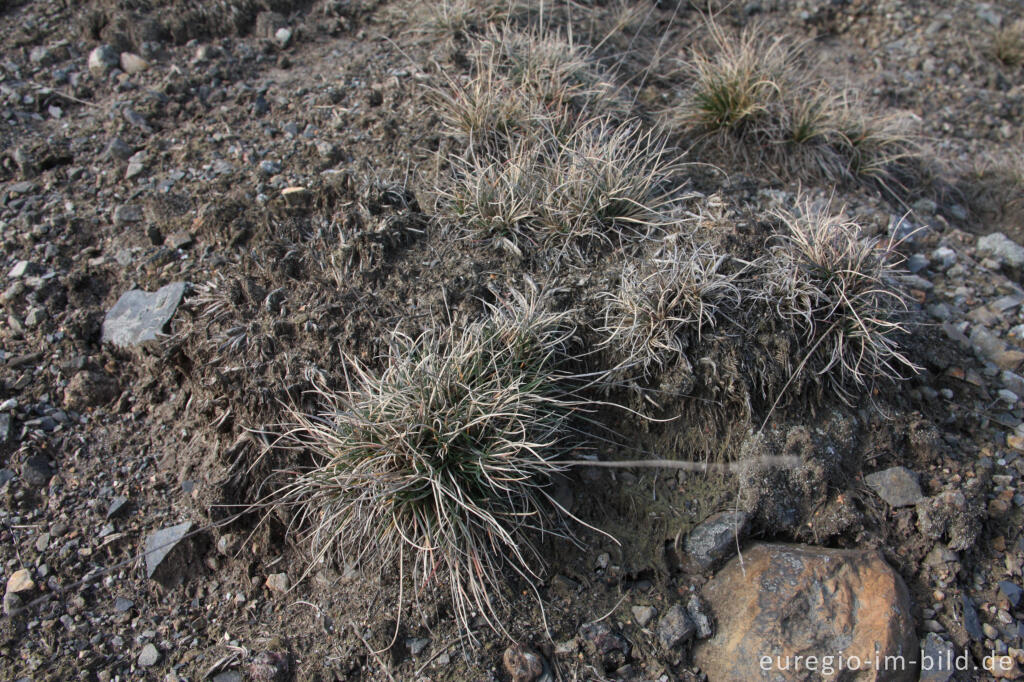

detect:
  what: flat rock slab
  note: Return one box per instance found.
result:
[694,542,917,681]
[864,466,924,507]
[102,282,186,348]
[144,521,193,580]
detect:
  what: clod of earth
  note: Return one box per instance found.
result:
[102,282,187,348]
[694,542,917,682]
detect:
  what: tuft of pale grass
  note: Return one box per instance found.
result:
[432,62,537,152]
[668,20,921,187]
[425,0,525,37]
[439,139,549,256]
[474,26,624,121]
[676,22,796,137]
[439,117,683,260]
[270,291,593,639]
[538,118,684,258]
[597,238,744,379]
[993,19,1024,67]
[759,201,918,401]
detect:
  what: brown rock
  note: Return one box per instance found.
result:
[265,573,289,593]
[694,543,917,681]
[502,645,544,682]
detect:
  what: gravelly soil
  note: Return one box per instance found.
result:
[1,0,1023,680]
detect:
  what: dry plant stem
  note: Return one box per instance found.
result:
[570,456,802,473]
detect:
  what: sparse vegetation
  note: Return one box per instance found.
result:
[993,19,1024,67]
[439,117,683,259]
[668,20,920,187]
[270,292,591,638]
[758,201,918,401]
[597,238,744,379]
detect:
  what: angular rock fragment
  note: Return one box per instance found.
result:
[102,282,186,347]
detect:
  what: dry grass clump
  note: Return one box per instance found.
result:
[425,0,526,38]
[440,118,683,259]
[669,21,919,187]
[434,27,623,150]
[433,63,537,152]
[270,292,591,637]
[597,238,744,379]
[993,19,1024,67]
[474,27,623,121]
[758,201,917,401]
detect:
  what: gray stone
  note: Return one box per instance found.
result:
[30,45,57,66]
[657,603,696,649]
[7,181,36,196]
[123,108,151,133]
[275,27,293,47]
[8,261,33,279]
[114,597,134,612]
[1001,371,1024,397]
[107,496,129,518]
[864,466,924,507]
[143,521,192,579]
[112,204,143,226]
[684,511,748,570]
[138,643,161,667]
[630,605,657,627]
[998,581,1022,608]
[125,151,147,179]
[216,533,240,556]
[106,138,135,161]
[970,325,1007,362]
[931,247,957,270]
[34,533,49,552]
[102,282,186,348]
[977,233,1024,269]
[406,637,430,656]
[578,622,629,669]
[0,413,12,444]
[88,45,120,77]
[687,594,713,639]
[920,633,955,682]
[3,591,22,616]
[21,455,52,488]
[24,307,46,328]
[906,253,929,273]
[259,159,282,176]
[961,594,983,642]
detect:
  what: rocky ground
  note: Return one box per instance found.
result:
[1,0,1024,680]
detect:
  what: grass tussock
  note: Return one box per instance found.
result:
[433,27,624,151]
[758,201,918,401]
[271,291,592,637]
[440,118,683,259]
[993,19,1024,67]
[669,21,920,187]
[597,238,745,380]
